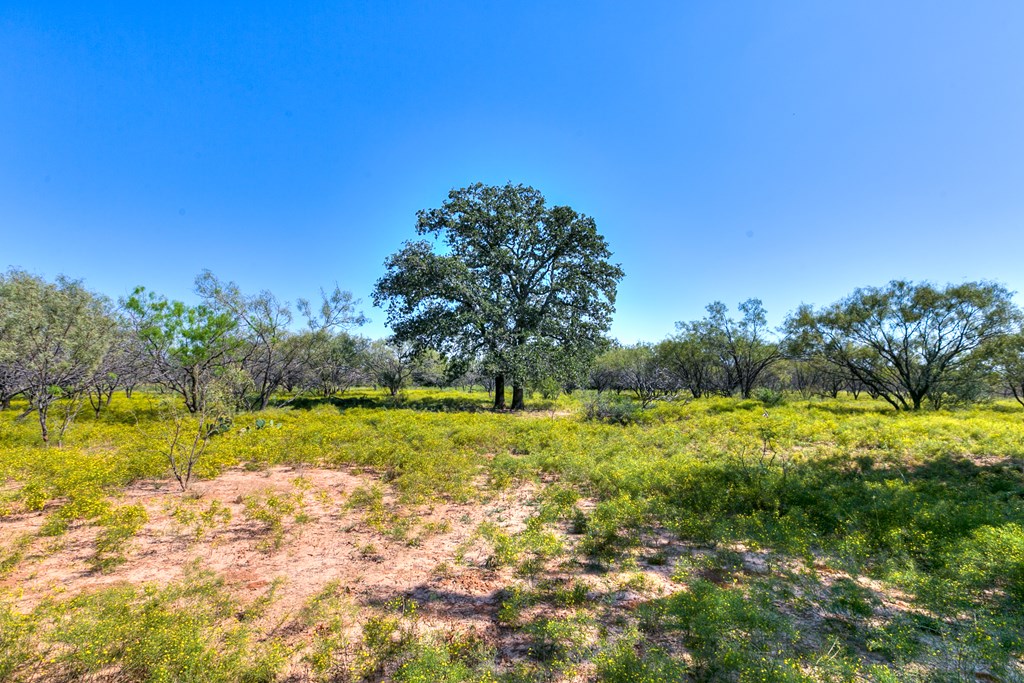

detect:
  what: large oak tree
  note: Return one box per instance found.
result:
[373,182,623,410]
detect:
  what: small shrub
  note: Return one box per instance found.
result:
[755,387,786,407]
[91,504,148,572]
[595,630,686,682]
[243,490,298,550]
[535,377,562,401]
[170,498,232,541]
[584,395,641,425]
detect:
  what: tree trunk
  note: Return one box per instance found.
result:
[511,384,525,411]
[38,404,49,446]
[187,371,200,413]
[493,373,506,410]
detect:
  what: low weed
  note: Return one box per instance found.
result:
[409,518,452,546]
[169,497,232,541]
[525,614,593,667]
[478,516,563,572]
[496,585,532,627]
[299,581,358,682]
[3,390,1024,678]
[352,599,419,680]
[579,494,648,560]
[0,597,37,680]
[594,629,687,682]
[0,534,33,577]
[347,484,414,540]
[639,578,799,680]
[537,578,590,608]
[392,628,495,683]
[38,566,287,682]
[243,489,300,550]
[91,503,148,572]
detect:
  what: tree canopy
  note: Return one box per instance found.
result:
[681,299,782,399]
[373,182,623,409]
[785,280,1017,410]
[0,270,114,443]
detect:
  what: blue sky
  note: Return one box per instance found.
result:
[2,2,1022,342]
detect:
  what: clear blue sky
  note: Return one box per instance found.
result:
[3,2,1022,343]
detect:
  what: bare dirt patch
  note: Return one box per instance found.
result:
[1,466,559,677]
[2,467,538,614]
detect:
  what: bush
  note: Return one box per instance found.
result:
[754,387,785,407]
[534,377,562,401]
[595,630,686,682]
[639,579,800,680]
[584,395,641,425]
[91,504,148,571]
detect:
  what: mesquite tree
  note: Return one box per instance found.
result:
[785,280,1017,410]
[196,273,367,409]
[123,287,242,413]
[684,299,782,399]
[0,270,114,444]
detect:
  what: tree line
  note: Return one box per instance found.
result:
[4,183,1024,445]
[0,269,433,444]
[5,270,1024,443]
[591,282,1024,412]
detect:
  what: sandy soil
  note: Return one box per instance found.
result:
[1,465,928,680]
[3,465,542,603]
[1,466,573,676]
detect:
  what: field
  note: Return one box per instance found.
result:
[1,389,1023,682]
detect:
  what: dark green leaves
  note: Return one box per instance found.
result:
[374,182,624,405]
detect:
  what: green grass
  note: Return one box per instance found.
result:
[3,565,286,682]
[1,388,1024,680]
